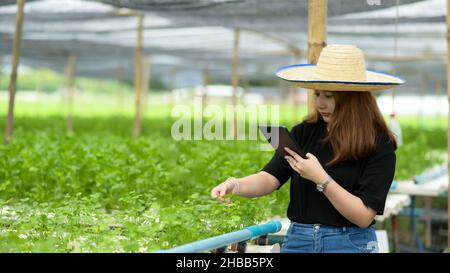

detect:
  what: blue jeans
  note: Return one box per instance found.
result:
[281,222,379,253]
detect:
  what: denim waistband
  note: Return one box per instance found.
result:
[291,222,372,233]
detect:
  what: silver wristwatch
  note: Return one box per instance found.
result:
[316,175,332,192]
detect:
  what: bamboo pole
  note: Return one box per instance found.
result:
[231,29,241,139]
[133,13,144,138]
[111,8,135,115]
[4,0,26,143]
[65,54,77,133]
[447,0,450,252]
[307,0,327,115]
[112,8,137,17]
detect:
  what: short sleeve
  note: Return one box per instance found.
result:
[354,135,396,215]
[260,125,303,189]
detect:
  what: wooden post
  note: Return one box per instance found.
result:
[231,29,241,139]
[307,0,327,115]
[65,54,77,133]
[447,0,450,252]
[133,13,144,138]
[4,0,25,143]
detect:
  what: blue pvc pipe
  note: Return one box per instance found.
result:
[157,220,282,253]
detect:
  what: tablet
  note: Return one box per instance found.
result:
[258,125,307,159]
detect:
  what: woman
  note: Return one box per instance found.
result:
[210,44,405,253]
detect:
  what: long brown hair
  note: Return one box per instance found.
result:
[304,91,397,166]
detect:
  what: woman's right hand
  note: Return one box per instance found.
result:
[210,177,238,201]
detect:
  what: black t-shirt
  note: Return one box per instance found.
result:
[261,119,396,227]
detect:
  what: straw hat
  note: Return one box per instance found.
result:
[276,44,405,91]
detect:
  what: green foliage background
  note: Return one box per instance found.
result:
[0,69,447,252]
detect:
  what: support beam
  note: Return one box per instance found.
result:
[65,54,77,133]
[133,13,144,138]
[111,8,137,17]
[307,0,327,115]
[231,29,240,139]
[4,0,26,143]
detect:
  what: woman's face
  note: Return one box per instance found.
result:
[314,90,335,123]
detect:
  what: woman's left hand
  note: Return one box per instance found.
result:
[284,147,328,184]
